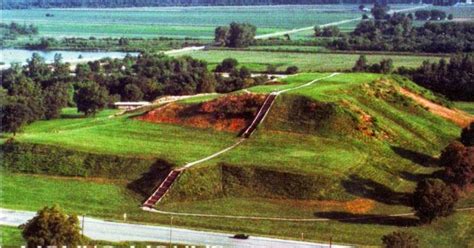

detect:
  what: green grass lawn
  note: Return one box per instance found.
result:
[7,108,238,165]
[0,225,24,246]
[179,50,444,72]
[455,101,474,115]
[2,173,473,247]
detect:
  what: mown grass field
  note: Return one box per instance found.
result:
[455,101,474,115]
[2,172,473,247]
[5,108,237,165]
[2,5,364,39]
[1,73,472,247]
[180,50,444,72]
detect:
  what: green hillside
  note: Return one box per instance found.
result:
[1,72,471,247]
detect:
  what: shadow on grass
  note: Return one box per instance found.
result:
[60,113,86,119]
[313,211,418,227]
[391,146,438,167]
[342,175,412,206]
[398,169,444,182]
[127,159,174,198]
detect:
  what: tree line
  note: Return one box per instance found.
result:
[330,12,472,53]
[397,54,474,101]
[0,22,38,40]
[1,52,274,134]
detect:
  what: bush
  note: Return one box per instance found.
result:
[266,64,277,74]
[382,231,419,248]
[21,205,82,247]
[285,66,299,74]
[215,58,239,73]
[461,122,474,146]
[444,146,474,191]
[413,179,458,224]
[322,26,340,37]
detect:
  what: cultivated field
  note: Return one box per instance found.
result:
[1,5,364,39]
[179,50,445,72]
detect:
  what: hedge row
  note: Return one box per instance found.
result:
[166,162,339,202]
[1,140,169,180]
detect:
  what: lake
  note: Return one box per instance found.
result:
[1,49,135,69]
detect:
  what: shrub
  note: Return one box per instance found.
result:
[285,66,299,74]
[21,206,82,247]
[461,121,474,146]
[444,146,474,191]
[215,58,239,73]
[382,231,419,248]
[439,141,465,168]
[413,179,458,224]
[266,64,277,74]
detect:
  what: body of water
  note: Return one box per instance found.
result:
[1,49,135,69]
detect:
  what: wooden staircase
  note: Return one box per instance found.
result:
[241,93,277,138]
[142,169,182,208]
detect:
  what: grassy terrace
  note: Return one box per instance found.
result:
[2,172,473,247]
[180,50,444,72]
[4,108,237,165]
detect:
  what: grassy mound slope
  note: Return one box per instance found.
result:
[164,73,462,204]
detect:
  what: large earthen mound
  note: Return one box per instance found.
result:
[136,94,267,132]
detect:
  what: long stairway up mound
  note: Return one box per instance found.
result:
[143,169,182,208]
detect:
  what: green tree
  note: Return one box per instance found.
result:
[444,146,474,189]
[21,205,82,247]
[371,4,389,20]
[413,179,458,224]
[43,82,69,119]
[379,58,394,74]
[460,122,474,146]
[322,26,340,37]
[214,26,229,45]
[74,81,109,116]
[285,66,299,74]
[314,26,322,37]
[1,98,30,135]
[226,22,256,48]
[382,231,419,248]
[215,58,239,72]
[122,83,144,101]
[352,55,368,72]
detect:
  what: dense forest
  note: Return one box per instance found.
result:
[3,0,437,9]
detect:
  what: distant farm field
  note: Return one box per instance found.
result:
[180,50,445,72]
[2,5,364,38]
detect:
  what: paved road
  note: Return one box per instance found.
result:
[0,208,350,248]
[255,5,428,40]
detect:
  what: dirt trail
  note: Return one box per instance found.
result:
[399,88,473,127]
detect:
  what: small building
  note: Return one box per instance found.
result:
[114,101,151,110]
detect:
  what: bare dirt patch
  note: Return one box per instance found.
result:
[400,88,474,127]
[136,94,267,132]
[269,198,375,214]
